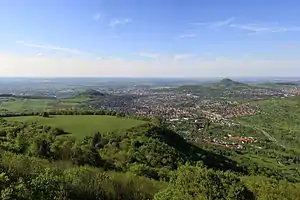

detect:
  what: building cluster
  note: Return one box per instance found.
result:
[222,104,260,119]
[103,87,288,150]
[3,82,299,150]
[202,134,258,149]
[100,85,300,124]
[203,137,244,149]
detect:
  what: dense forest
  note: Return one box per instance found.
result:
[0,111,299,199]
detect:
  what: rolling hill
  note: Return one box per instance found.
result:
[217,78,249,88]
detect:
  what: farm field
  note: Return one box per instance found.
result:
[5,115,146,139]
[0,99,52,112]
[0,96,90,113]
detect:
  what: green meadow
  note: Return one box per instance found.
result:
[5,115,146,139]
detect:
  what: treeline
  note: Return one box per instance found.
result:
[0,110,152,121]
[0,93,56,99]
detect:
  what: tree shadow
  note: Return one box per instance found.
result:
[147,125,247,173]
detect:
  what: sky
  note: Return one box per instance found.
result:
[1,0,300,77]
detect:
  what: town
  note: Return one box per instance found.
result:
[1,78,300,150]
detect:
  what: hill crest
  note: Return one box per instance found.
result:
[217,78,247,87]
[78,89,106,97]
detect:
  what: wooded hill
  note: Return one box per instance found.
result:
[0,112,299,199]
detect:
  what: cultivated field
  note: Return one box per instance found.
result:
[0,96,89,113]
[5,115,146,139]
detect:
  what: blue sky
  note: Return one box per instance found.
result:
[0,0,300,77]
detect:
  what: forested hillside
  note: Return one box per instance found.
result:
[0,111,300,199]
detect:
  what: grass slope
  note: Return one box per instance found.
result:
[5,115,146,139]
[229,96,300,181]
[236,96,300,152]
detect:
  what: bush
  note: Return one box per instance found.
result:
[154,163,252,200]
[242,176,300,200]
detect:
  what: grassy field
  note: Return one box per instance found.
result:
[0,96,90,113]
[5,115,146,139]
[0,99,53,112]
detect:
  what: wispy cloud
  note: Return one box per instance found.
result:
[210,17,235,28]
[281,45,298,49]
[93,13,101,21]
[16,40,83,54]
[229,23,300,34]
[179,33,196,38]
[109,18,131,28]
[193,17,300,35]
[139,52,160,59]
[36,52,44,56]
[173,54,196,60]
[139,52,197,60]
[193,17,235,28]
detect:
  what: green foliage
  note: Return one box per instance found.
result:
[0,111,300,199]
[237,96,300,151]
[232,96,300,182]
[41,112,50,118]
[154,163,252,200]
[0,151,164,200]
[27,168,67,200]
[70,142,104,167]
[242,176,300,200]
[28,133,54,158]
[50,136,76,160]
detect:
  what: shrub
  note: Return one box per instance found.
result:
[154,163,252,200]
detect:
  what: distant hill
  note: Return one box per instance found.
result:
[274,82,298,86]
[177,78,250,95]
[217,78,248,87]
[78,89,106,97]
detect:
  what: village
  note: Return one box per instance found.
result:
[116,85,299,149]
[2,78,300,150]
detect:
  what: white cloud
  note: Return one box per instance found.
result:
[16,41,83,54]
[109,18,131,27]
[173,54,196,60]
[139,52,196,60]
[139,52,160,59]
[36,52,44,56]
[93,13,101,21]
[1,52,300,77]
[179,33,196,38]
